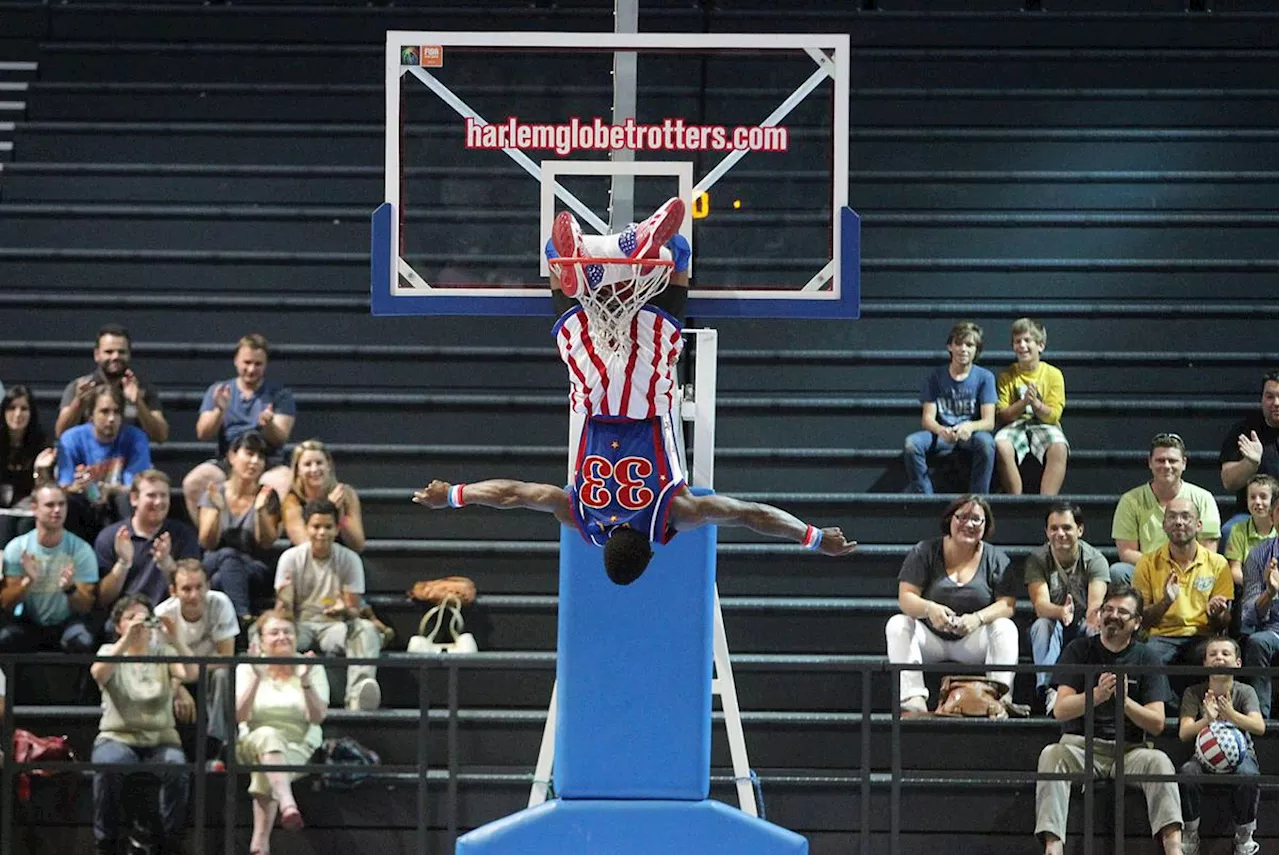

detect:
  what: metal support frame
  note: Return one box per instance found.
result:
[536,329,759,816]
[609,0,638,230]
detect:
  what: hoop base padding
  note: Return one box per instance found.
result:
[554,517,715,799]
[456,798,808,855]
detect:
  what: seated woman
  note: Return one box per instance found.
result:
[90,593,198,855]
[281,439,365,552]
[0,385,56,542]
[236,609,328,854]
[885,494,1021,714]
[198,431,281,621]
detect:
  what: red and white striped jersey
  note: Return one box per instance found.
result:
[553,304,684,418]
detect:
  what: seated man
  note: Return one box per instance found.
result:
[1111,433,1221,584]
[155,558,238,759]
[57,385,153,544]
[1239,497,1278,718]
[1177,636,1265,855]
[274,499,382,710]
[1218,370,1279,543]
[95,469,201,611]
[1133,498,1233,670]
[0,482,98,653]
[1034,584,1182,855]
[903,321,997,495]
[55,322,168,444]
[1024,501,1109,714]
[181,334,296,522]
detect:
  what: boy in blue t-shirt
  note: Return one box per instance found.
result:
[903,321,997,494]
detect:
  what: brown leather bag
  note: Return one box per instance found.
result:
[408,576,477,606]
[932,676,1030,720]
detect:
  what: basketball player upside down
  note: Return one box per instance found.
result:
[414,197,856,585]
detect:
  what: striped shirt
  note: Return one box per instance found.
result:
[1241,537,1279,635]
[553,304,684,419]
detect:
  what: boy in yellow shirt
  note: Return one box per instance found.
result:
[994,318,1069,495]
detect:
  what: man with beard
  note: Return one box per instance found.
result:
[1133,498,1233,668]
[1024,501,1110,714]
[1034,583,1183,855]
[55,323,168,444]
[56,386,153,543]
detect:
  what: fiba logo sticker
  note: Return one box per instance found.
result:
[402,45,443,67]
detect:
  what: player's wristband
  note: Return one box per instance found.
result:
[448,484,467,508]
[801,524,823,550]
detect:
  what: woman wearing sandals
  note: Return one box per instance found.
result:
[235,609,328,853]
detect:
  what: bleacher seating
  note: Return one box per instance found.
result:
[0,0,1276,852]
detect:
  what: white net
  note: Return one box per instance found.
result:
[553,257,674,366]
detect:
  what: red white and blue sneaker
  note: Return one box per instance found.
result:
[550,210,591,297]
[617,197,685,260]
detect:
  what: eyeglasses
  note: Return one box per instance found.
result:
[1150,432,1184,449]
[952,513,986,527]
[1100,606,1135,619]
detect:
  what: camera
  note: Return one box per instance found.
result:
[143,615,161,629]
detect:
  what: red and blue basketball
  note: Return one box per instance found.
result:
[1194,721,1248,773]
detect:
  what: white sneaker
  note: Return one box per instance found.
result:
[348,678,381,711]
[1234,840,1259,855]
[617,197,684,260]
[900,696,928,714]
[1044,688,1058,716]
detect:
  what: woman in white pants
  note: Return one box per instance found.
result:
[886,494,1021,713]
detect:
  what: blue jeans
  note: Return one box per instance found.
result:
[1179,752,1260,825]
[0,615,95,653]
[903,430,995,494]
[1108,562,1135,586]
[1029,617,1087,692]
[204,547,272,618]
[1243,629,1278,718]
[92,738,189,843]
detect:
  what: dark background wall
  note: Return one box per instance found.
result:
[0,1,1275,853]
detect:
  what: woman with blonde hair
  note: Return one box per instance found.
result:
[235,609,327,853]
[281,439,365,552]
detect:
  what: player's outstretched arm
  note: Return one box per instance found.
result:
[413,479,571,523]
[670,492,856,556]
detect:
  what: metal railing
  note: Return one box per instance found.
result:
[0,652,1272,854]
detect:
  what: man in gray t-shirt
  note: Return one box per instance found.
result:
[1024,502,1110,713]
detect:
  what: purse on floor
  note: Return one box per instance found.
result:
[407,596,478,654]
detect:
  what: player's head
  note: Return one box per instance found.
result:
[603,526,654,586]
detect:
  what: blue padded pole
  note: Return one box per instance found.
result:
[554,522,716,799]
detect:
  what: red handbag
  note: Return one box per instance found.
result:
[12,729,77,802]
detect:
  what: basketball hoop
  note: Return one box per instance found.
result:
[549,256,675,364]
